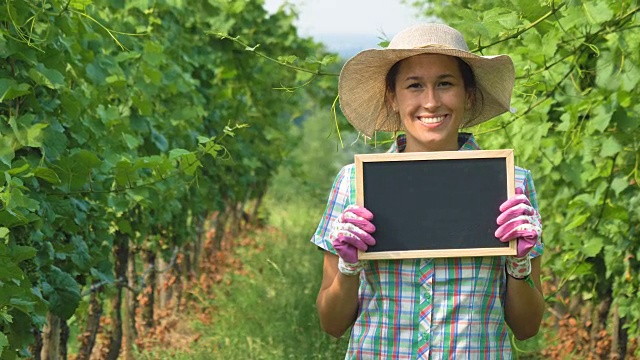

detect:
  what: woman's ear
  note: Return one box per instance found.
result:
[465,90,475,111]
[386,91,398,113]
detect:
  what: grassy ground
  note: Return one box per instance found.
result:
[137,204,349,360]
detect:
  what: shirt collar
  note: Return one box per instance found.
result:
[388,133,481,153]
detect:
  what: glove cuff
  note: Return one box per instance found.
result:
[506,255,531,279]
[338,257,364,277]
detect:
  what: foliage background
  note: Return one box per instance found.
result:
[0,0,338,358]
[407,0,639,357]
[1,0,639,359]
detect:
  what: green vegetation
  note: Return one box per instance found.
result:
[137,110,355,359]
[410,0,640,357]
[1,0,639,358]
[0,0,338,358]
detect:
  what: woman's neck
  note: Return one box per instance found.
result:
[404,139,459,152]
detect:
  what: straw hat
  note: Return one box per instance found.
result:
[338,23,515,137]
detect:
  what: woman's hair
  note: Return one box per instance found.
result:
[384,56,485,127]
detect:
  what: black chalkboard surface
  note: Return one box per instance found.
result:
[355,150,517,260]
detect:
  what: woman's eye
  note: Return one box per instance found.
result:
[407,83,422,89]
[438,81,453,87]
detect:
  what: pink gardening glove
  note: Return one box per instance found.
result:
[330,205,376,264]
[495,187,542,258]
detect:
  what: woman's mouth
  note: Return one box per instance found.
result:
[418,115,446,125]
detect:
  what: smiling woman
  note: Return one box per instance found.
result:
[310,23,546,359]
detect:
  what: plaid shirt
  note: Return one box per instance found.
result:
[312,133,544,359]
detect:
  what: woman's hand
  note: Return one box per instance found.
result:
[495,187,541,256]
[316,206,375,337]
[330,205,376,275]
[495,187,542,279]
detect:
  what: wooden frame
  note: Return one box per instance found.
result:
[355,149,517,260]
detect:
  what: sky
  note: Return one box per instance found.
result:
[263,0,423,57]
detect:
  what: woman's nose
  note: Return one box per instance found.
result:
[422,88,441,110]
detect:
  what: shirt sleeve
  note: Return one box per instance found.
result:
[310,164,355,254]
[523,169,544,259]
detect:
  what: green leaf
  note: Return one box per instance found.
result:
[90,260,114,284]
[85,63,106,85]
[611,177,629,196]
[71,149,101,169]
[179,153,201,176]
[0,135,15,166]
[7,162,29,176]
[0,332,8,354]
[5,185,40,212]
[122,134,140,149]
[600,137,622,157]
[0,310,14,323]
[69,0,91,10]
[8,116,28,146]
[97,105,120,126]
[582,237,604,257]
[26,123,48,148]
[588,106,610,133]
[169,149,191,160]
[42,126,67,161]
[0,258,24,282]
[70,236,91,271]
[565,213,589,231]
[27,64,65,90]
[9,245,36,263]
[141,64,162,84]
[0,227,9,239]
[44,267,81,320]
[34,167,62,184]
[582,1,614,24]
[132,95,152,116]
[612,106,636,131]
[0,79,31,102]
[277,55,297,64]
[54,150,101,191]
[603,203,629,222]
[9,298,36,314]
[113,159,138,188]
[105,75,127,87]
[143,42,164,66]
[8,115,48,148]
[203,143,222,159]
[320,55,337,66]
[117,219,132,234]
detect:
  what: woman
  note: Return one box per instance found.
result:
[311,23,544,359]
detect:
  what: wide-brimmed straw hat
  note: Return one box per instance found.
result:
[338,23,515,137]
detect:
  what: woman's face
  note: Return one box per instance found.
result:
[388,54,469,152]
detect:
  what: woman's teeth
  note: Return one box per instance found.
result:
[419,116,445,124]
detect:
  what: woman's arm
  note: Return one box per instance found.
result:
[316,252,360,338]
[504,256,544,340]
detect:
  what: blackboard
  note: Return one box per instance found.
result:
[355,150,517,260]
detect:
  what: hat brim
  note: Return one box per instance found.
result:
[338,47,515,137]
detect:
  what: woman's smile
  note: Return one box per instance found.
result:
[416,114,447,126]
